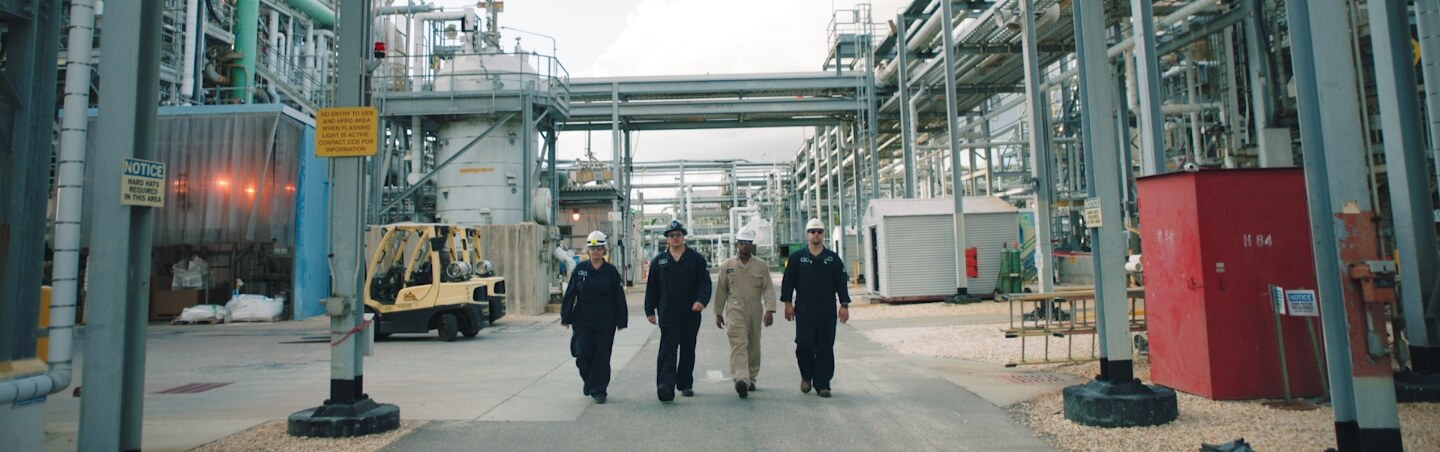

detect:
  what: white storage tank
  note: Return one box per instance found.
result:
[862,196,1020,300]
[433,117,535,225]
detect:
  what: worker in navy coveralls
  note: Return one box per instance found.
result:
[644,219,712,402]
[561,230,628,404]
[780,218,851,398]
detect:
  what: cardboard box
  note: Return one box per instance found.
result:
[150,289,203,320]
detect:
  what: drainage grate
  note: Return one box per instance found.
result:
[1000,374,1070,384]
[156,382,232,394]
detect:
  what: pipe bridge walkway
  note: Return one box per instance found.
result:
[371,71,872,131]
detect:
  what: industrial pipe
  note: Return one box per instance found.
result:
[284,0,335,27]
[181,0,199,101]
[231,0,258,102]
[0,0,95,405]
[553,246,578,279]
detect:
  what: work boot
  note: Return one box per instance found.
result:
[592,393,607,404]
[748,382,757,391]
[681,389,695,397]
[800,379,812,394]
[817,389,831,398]
[658,385,675,402]
[735,380,749,399]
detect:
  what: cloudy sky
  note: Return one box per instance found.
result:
[434,0,914,164]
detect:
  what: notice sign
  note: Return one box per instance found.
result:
[120,158,166,207]
[316,107,378,157]
[1083,198,1102,228]
[1269,285,1286,315]
[1284,289,1319,317]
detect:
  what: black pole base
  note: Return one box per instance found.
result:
[1063,379,1178,428]
[945,287,979,304]
[1394,370,1440,403]
[287,398,401,438]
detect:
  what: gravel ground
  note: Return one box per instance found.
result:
[849,300,1013,320]
[190,420,423,452]
[857,303,1440,451]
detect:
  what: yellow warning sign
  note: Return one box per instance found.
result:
[316,107,378,157]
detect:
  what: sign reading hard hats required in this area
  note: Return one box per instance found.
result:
[1083,198,1102,228]
[316,107,379,157]
[121,158,166,207]
[1284,289,1319,317]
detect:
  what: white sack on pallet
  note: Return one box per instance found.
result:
[177,304,230,323]
[226,294,284,322]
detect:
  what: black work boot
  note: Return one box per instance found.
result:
[658,385,675,402]
[735,380,749,398]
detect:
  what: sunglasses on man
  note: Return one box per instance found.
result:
[807,229,824,235]
[665,232,685,238]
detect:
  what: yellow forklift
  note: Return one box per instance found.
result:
[364,223,506,341]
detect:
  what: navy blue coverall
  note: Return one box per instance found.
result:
[561,261,628,397]
[643,247,712,390]
[780,248,851,390]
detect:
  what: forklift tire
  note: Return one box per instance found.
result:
[438,313,459,342]
[461,316,481,337]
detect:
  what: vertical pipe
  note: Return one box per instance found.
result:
[1369,0,1440,373]
[269,9,281,71]
[1186,64,1203,163]
[80,0,161,448]
[523,94,534,225]
[940,0,968,295]
[1021,0,1055,293]
[1074,0,1130,381]
[181,0,199,101]
[897,13,917,200]
[1288,0,1398,448]
[232,0,259,102]
[1130,0,1166,176]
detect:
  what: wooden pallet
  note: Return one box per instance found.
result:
[171,318,224,325]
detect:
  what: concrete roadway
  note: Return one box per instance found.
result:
[42,281,1057,451]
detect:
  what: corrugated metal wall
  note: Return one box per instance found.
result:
[880,215,957,297]
[870,212,1019,298]
[82,107,306,247]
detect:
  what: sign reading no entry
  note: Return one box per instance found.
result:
[316,107,379,157]
[121,158,166,208]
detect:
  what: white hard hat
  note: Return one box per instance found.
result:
[735,227,757,242]
[805,218,825,231]
[586,230,607,247]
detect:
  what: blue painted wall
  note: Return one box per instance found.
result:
[292,125,330,319]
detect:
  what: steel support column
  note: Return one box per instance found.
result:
[941,0,970,296]
[1130,0,1166,176]
[288,0,400,438]
[1075,0,1130,382]
[79,1,160,449]
[1369,0,1440,374]
[1288,0,1400,448]
[1020,0,1056,293]
[1416,0,1440,359]
[897,12,917,199]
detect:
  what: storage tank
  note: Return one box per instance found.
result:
[430,40,544,225]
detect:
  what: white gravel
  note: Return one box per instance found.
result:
[856,302,1440,451]
[849,300,1013,320]
[191,420,423,452]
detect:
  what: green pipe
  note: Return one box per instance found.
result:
[286,0,336,28]
[231,0,258,103]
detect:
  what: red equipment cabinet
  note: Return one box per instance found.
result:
[1138,168,1326,400]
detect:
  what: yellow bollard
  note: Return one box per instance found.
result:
[39,286,51,362]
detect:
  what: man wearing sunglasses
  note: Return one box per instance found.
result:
[643,219,712,402]
[780,218,851,398]
[712,226,776,398]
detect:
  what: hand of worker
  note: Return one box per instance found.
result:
[715,314,725,329]
[691,302,704,312]
[647,315,657,325]
[562,322,571,330]
[838,305,849,324]
[784,303,795,322]
[763,311,774,327]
